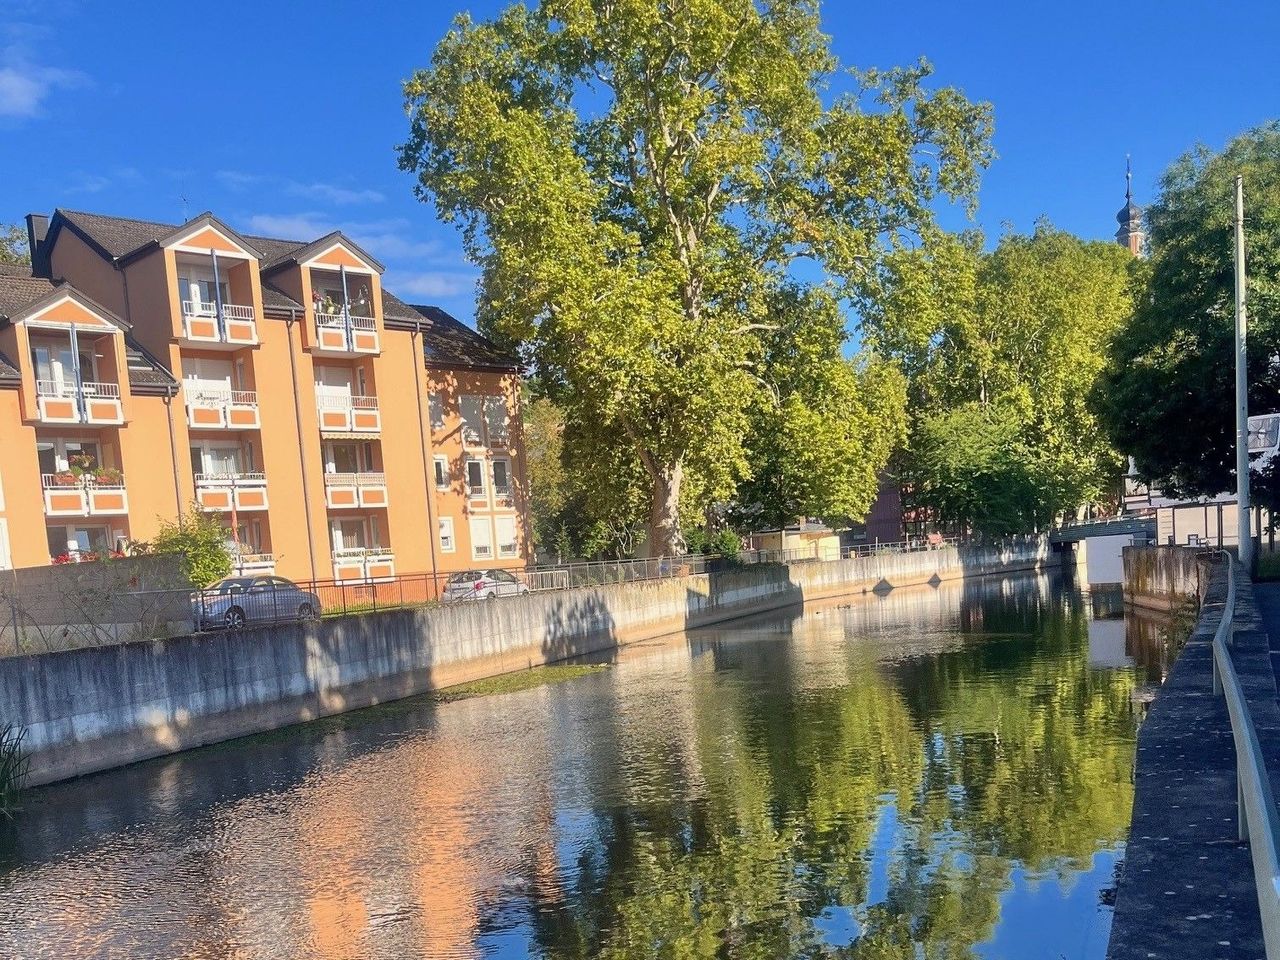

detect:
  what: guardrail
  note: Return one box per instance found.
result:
[1208,552,1280,958]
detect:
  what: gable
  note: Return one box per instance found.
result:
[305,242,377,273]
[21,295,118,330]
[168,225,255,259]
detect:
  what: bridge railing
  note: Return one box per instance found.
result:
[1209,552,1280,958]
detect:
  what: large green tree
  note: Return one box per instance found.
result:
[399,0,991,554]
[1095,123,1280,500]
[866,223,1136,533]
[0,224,28,265]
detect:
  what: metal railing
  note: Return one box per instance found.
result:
[194,472,267,485]
[41,472,126,490]
[35,379,120,398]
[1208,553,1280,958]
[317,394,380,410]
[315,310,376,329]
[323,472,387,488]
[181,300,255,321]
[188,387,258,406]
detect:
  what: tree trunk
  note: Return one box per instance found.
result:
[647,461,685,558]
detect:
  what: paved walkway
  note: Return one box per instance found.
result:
[1108,566,1269,959]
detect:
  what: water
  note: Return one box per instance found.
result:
[0,572,1183,959]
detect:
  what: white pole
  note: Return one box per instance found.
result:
[1235,175,1253,572]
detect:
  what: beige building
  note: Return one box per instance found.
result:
[0,209,530,584]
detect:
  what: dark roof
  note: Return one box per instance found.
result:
[0,273,59,319]
[0,262,32,278]
[0,350,19,382]
[253,230,385,273]
[124,337,178,389]
[243,234,306,268]
[260,280,303,312]
[58,210,178,260]
[407,302,519,371]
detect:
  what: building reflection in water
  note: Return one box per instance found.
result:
[0,570,1190,960]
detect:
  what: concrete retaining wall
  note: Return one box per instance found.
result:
[3,540,1052,786]
[1122,545,1210,611]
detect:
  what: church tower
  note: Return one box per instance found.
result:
[1115,156,1145,255]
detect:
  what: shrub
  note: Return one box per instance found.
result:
[145,508,233,588]
[0,724,29,819]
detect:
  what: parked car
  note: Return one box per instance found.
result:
[443,569,530,602]
[197,575,323,630]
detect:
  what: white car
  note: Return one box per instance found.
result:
[443,569,530,602]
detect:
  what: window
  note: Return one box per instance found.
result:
[324,441,373,474]
[470,516,493,559]
[0,519,10,570]
[439,516,455,553]
[460,395,484,446]
[39,439,100,474]
[177,275,229,312]
[47,525,109,559]
[428,393,445,431]
[492,458,511,498]
[484,396,509,446]
[434,455,449,489]
[495,516,518,558]
[466,459,486,498]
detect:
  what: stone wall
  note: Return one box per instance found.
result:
[2,540,1053,786]
[1122,544,1210,611]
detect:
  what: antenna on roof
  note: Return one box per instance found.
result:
[179,193,189,221]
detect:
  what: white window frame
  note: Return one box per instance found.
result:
[483,396,509,447]
[434,455,450,490]
[495,515,518,558]
[491,457,512,499]
[428,393,445,432]
[469,516,493,560]
[465,458,486,499]
[460,395,485,447]
[439,516,455,553]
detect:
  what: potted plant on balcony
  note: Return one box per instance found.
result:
[51,470,79,487]
[93,466,124,487]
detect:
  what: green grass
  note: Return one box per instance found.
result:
[432,663,608,702]
[1257,551,1280,582]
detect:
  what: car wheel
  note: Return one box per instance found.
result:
[298,602,316,621]
[225,606,246,630]
[486,591,497,600]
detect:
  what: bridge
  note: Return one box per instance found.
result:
[1048,515,1156,545]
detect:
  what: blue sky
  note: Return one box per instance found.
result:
[3,0,1278,326]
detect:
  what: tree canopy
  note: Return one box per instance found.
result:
[0,224,28,265]
[400,0,991,554]
[865,223,1136,534]
[1095,122,1280,500]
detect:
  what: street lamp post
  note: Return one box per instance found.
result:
[1235,174,1253,572]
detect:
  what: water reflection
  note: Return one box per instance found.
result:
[0,573,1182,959]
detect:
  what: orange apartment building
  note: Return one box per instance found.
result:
[0,209,530,584]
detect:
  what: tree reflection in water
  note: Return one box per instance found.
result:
[0,573,1184,960]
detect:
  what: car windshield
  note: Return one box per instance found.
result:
[448,572,484,584]
[213,578,254,594]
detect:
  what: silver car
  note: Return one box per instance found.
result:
[443,569,530,602]
[197,576,323,629]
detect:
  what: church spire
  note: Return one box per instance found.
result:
[1116,155,1144,256]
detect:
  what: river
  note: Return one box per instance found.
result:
[0,571,1184,959]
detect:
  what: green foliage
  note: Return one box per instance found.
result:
[145,508,233,588]
[0,224,27,266]
[1095,122,1280,501]
[0,723,29,819]
[399,1,991,553]
[867,222,1136,533]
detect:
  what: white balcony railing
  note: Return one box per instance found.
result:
[332,547,395,582]
[314,311,378,353]
[41,472,126,491]
[323,472,386,488]
[195,471,267,486]
[316,393,381,433]
[186,388,260,430]
[35,379,120,398]
[231,552,275,574]
[316,311,376,330]
[182,301,255,322]
[41,472,128,516]
[189,387,258,406]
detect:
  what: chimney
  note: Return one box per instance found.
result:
[25,213,50,278]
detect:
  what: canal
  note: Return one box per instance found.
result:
[0,571,1184,959]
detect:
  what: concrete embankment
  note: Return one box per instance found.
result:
[1108,551,1280,959]
[1121,544,1209,612]
[3,541,1052,786]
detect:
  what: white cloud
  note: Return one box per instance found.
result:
[0,63,83,118]
[65,171,111,194]
[245,212,338,238]
[391,270,477,299]
[244,212,449,261]
[286,181,385,205]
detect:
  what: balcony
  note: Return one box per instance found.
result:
[195,473,269,512]
[323,472,388,510]
[181,302,259,348]
[314,311,379,355]
[35,380,124,425]
[42,473,129,517]
[332,547,395,582]
[230,552,276,575]
[317,394,381,434]
[186,389,260,430]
